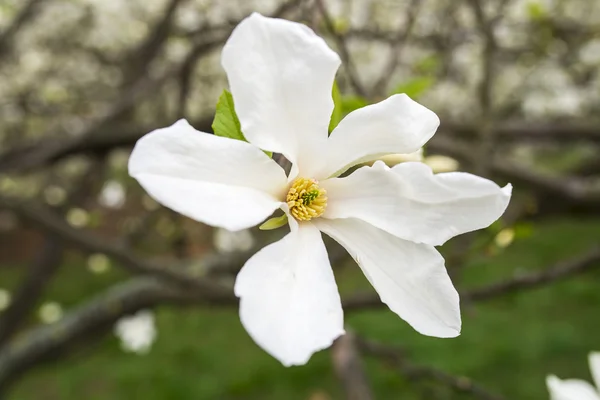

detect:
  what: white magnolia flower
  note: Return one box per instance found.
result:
[547,352,600,400]
[128,13,511,366]
[114,310,156,354]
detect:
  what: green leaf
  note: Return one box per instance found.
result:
[526,1,546,20]
[212,89,271,157]
[259,214,288,231]
[341,96,368,115]
[514,222,535,239]
[392,76,434,99]
[212,90,245,142]
[414,55,441,75]
[329,81,343,133]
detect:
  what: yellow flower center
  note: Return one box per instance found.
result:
[286,177,327,221]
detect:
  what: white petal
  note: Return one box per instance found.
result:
[234,222,344,366]
[222,13,340,178]
[314,218,461,338]
[546,375,600,400]
[322,162,511,246]
[590,352,600,392]
[129,119,287,231]
[319,94,439,179]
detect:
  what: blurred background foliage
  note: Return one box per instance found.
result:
[0,0,599,399]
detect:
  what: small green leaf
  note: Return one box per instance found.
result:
[212,89,271,157]
[259,214,288,231]
[341,96,368,115]
[329,81,343,133]
[514,222,534,239]
[526,1,546,20]
[393,76,434,99]
[212,90,245,141]
[414,55,441,75]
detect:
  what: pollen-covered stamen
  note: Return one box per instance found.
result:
[286,177,327,221]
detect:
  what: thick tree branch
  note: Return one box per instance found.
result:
[0,237,63,348]
[332,332,373,400]
[0,195,239,299]
[0,276,232,391]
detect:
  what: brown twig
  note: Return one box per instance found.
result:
[0,195,239,299]
[314,0,368,98]
[358,337,505,400]
[332,331,374,400]
[371,0,422,96]
[0,275,233,391]
[343,246,600,310]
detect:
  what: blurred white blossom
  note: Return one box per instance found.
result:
[495,228,516,248]
[547,352,600,400]
[98,180,126,209]
[39,302,63,324]
[377,149,424,167]
[43,185,67,206]
[0,289,11,311]
[114,310,157,354]
[87,253,111,274]
[580,40,600,65]
[214,228,255,253]
[423,155,459,173]
[66,208,90,228]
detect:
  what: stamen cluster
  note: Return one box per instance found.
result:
[286,177,327,221]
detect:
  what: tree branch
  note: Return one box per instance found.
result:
[314,0,367,98]
[0,275,233,391]
[343,246,600,310]
[358,337,505,400]
[332,331,373,400]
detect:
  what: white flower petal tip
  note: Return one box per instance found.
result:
[323,94,440,178]
[128,119,287,231]
[234,224,344,366]
[314,218,461,339]
[221,12,340,177]
[590,352,600,392]
[547,356,600,400]
[323,162,512,246]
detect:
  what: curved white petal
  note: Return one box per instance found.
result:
[322,161,511,246]
[234,222,344,366]
[222,13,340,178]
[314,218,460,338]
[590,352,600,392]
[129,120,287,231]
[547,375,600,400]
[318,94,439,179]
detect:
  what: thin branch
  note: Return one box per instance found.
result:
[0,195,239,299]
[466,246,600,301]
[314,0,367,98]
[343,246,600,310]
[0,276,233,391]
[371,0,422,96]
[0,0,46,59]
[358,338,505,400]
[465,0,498,176]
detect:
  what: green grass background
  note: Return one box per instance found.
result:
[3,217,600,399]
